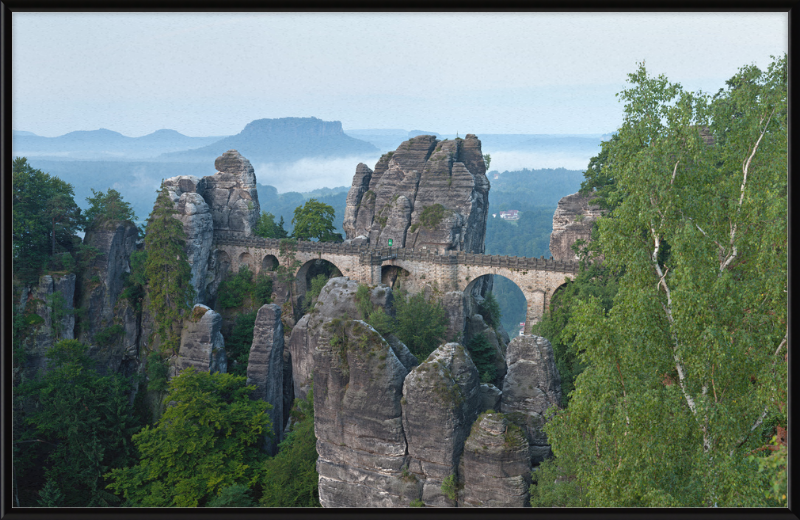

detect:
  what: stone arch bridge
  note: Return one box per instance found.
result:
[212,234,579,332]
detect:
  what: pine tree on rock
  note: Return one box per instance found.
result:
[144,186,196,354]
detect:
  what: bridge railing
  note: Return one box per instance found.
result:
[212,234,579,273]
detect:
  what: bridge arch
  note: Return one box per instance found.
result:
[464,274,529,337]
[295,258,344,312]
[261,254,279,272]
[238,252,253,271]
[381,265,411,290]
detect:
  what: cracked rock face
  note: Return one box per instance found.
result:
[19,274,77,377]
[314,319,412,508]
[343,134,489,254]
[459,412,532,507]
[287,277,394,401]
[163,176,214,304]
[174,304,227,376]
[549,191,603,261]
[402,343,482,507]
[203,150,260,237]
[500,335,562,464]
[79,220,140,374]
[246,304,284,455]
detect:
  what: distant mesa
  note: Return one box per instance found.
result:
[160,117,379,164]
[13,130,38,137]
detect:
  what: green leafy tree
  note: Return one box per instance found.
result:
[394,290,448,360]
[479,291,502,329]
[12,158,84,279]
[84,188,138,231]
[254,211,289,239]
[16,340,142,507]
[538,57,787,507]
[259,388,320,507]
[105,368,271,507]
[217,265,254,309]
[291,199,341,242]
[144,186,195,353]
[466,333,497,384]
[226,311,258,377]
[483,153,491,172]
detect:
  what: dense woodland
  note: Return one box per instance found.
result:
[11,56,786,508]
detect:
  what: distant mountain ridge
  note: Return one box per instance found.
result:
[12,128,226,160]
[161,117,379,163]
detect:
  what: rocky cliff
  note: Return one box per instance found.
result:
[343,134,489,254]
[549,191,604,262]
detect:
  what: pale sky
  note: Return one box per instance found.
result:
[12,12,788,138]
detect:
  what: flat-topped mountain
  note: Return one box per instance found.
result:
[162,117,379,164]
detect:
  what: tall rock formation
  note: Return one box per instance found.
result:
[287,278,397,401]
[343,134,489,254]
[246,304,285,455]
[549,191,604,262]
[500,335,562,464]
[204,150,260,238]
[79,220,140,374]
[173,304,227,376]
[158,150,260,303]
[314,319,413,507]
[401,343,483,507]
[17,273,76,377]
[458,412,532,507]
[162,176,214,303]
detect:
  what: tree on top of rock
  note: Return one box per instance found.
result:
[291,199,342,242]
[144,185,195,353]
[84,188,138,231]
[12,157,84,280]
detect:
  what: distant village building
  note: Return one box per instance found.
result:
[519,322,525,336]
[500,210,519,220]
[493,173,499,180]
[492,213,497,218]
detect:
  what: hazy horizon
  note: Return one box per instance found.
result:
[13,12,787,139]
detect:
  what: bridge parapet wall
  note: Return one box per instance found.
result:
[212,233,580,274]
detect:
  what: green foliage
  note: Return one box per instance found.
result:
[105,368,271,507]
[37,479,65,507]
[579,133,621,210]
[394,290,447,360]
[84,188,137,230]
[253,211,289,239]
[45,291,73,340]
[292,198,341,242]
[218,265,254,309]
[16,340,142,507]
[354,284,396,337]
[531,260,620,405]
[750,436,787,506]
[146,351,169,393]
[12,157,84,282]
[93,323,125,347]
[479,292,502,329]
[144,186,195,353]
[366,306,395,337]
[120,250,148,313]
[466,333,497,384]
[301,273,329,312]
[529,455,590,507]
[483,153,491,172]
[354,284,372,320]
[206,484,255,507]
[259,388,320,507]
[226,311,257,378]
[217,266,273,311]
[440,474,460,501]
[254,272,274,306]
[409,499,425,507]
[536,56,787,507]
[419,203,446,229]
